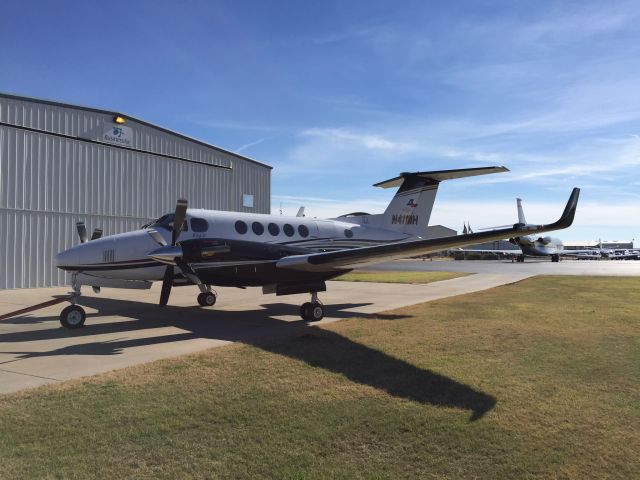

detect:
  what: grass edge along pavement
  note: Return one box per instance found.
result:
[0,275,638,479]
[334,269,469,284]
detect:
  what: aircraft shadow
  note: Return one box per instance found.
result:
[0,297,496,420]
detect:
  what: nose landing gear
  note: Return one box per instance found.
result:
[60,304,86,329]
[60,273,87,329]
[300,292,324,322]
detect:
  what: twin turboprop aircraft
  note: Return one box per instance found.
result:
[55,166,580,329]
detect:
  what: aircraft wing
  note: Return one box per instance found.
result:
[451,248,520,255]
[276,188,580,272]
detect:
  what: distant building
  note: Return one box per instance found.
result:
[564,240,635,250]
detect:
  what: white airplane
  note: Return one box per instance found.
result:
[459,197,566,262]
[54,166,580,329]
[509,198,565,262]
[608,249,640,260]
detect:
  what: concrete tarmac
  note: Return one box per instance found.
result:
[1,259,637,395]
[0,270,532,395]
[366,258,640,276]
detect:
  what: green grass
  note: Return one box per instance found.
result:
[0,276,639,479]
[334,269,468,284]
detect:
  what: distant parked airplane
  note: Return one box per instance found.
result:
[459,197,571,262]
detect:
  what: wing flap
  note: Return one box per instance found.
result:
[277,188,580,272]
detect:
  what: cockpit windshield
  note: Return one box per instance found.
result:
[141,214,188,232]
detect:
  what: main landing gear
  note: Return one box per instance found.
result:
[551,254,560,263]
[197,286,217,307]
[300,292,324,322]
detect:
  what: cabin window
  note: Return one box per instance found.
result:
[268,223,280,236]
[252,222,264,235]
[235,220,248,234]
[283,224,294,237]
[298,225,309,237]
[190,218,208,233]
[150,214,187,232]
[344,229,353,238]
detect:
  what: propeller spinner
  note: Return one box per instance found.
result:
[146,198,196,306]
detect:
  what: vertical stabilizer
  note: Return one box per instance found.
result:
[372,166,509,236]
[516,198,527,224]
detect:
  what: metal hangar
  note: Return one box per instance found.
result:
[0,93,272,289]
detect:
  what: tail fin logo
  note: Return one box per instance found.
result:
[406,199,418,208]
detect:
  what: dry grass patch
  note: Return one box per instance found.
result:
[334,269,468,284]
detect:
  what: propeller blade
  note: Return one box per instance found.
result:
[172,198,188,245]
[175,258,202,285]
[76,222,88,244]
[91,228,103,240]
[147,229,168,246]
[159,266,174,307]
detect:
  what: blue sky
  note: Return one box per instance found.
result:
[2,1,639,244]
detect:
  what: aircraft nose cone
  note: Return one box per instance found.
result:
[55,248,79,269]
[148,245,183,265]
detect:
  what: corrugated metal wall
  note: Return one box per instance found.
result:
[0,94,271,289]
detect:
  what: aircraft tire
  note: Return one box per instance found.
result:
[197,292,216,307]
[60,305,86,329]
[300,302,313,320]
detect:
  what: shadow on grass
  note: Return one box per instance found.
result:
[0,296,496,420]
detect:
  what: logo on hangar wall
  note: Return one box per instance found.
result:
[103,125,133,146]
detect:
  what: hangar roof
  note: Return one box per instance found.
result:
[0,92,272,170]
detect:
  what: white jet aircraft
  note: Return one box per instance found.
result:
[458,197,567,262]
[55,166,580,328]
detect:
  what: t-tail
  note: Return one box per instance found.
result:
[372,166,509,236]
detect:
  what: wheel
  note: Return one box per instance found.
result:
[197,292,216,307]
[309,302,324,322]
[300,302,313,320]
[60,305,86,329]
[517,255,524,263]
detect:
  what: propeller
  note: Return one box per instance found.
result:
[76,222,88,243]
[91,228,103,240]
[76,222,104,293]
[76,222,104,243]
[149,198,189,307]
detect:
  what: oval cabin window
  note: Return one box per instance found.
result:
[268,223,280,236]
[252,222,264,235]
[235,220,248,234]
[283,224,294,237]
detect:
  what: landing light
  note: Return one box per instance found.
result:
[114,115,126,124]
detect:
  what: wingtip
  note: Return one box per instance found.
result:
[557,187,580,228]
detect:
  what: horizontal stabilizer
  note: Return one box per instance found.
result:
[374,166,509,189]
